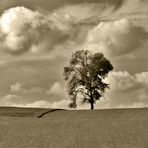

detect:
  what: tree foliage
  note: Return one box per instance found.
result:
[63,50,113,109]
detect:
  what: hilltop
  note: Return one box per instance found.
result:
[0,107,147,148]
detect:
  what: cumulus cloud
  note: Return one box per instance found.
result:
[118,102,145,108]
[10,82,22,92]
[18,97,113,109]
[21,99,107,109]
[106,71,138,91]
[116,0,148,15]
[13,99,70,109]
[1,71,147,109]
[23,87,42,94]
[104,71,148,108]
[0,7,147,58]
[46,82,64,95]
[0,94,22,107]
[38,71,148,109]
[0,6,76,54]
[21,100,53,108]
[107,71,148,91]
[135,72,148,85]
[46,82,68,102]
[10,81,42,94]
[9,82,45,103]
[2,94,21,101]
[86,19,148,56]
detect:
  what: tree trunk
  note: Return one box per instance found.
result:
[90,90,94,110]
[90,101,94,110]
[90,96,94,110]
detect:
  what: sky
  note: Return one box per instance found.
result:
[0,0,148,109]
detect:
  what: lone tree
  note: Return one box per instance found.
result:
[63,50,113,110]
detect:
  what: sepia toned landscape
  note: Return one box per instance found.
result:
[0,0,148,147]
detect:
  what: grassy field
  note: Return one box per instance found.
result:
[0,107,147,148]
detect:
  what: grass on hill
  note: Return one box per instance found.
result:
[0,107,147,148]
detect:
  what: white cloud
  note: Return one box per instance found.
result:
[0,7,147,59]
[13,99,70,109]
[135,72,148,85]
[2,94,21,101]
[85,18,148,56]
[23,87,42,94]
[62,71,148,109]
[21,100,52,108]
[107,71,148,91]
[1,71,148,109]
[0,94,22,107]
[138,89,148,100]
[118,102,145,109]
[10,82,43,95]
[10,82,22,92]
[103,71,148,108]
[46,82,64,95]
[0,6,76,54]
[105,71,138,91]
[51,99,70,109]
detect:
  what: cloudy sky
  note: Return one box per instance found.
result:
[0,0,148,109]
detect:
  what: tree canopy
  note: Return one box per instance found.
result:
[63,50,113,109]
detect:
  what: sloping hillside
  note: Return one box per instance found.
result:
[0,107,50,117]
[0,107,147,148]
